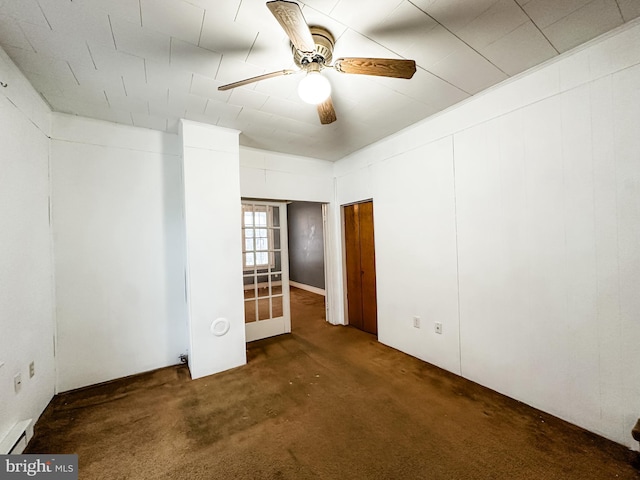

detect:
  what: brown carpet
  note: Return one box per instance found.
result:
[27,287,639,479]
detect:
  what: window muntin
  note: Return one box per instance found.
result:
[242,207,275,269]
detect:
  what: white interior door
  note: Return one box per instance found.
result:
[241,201,291,342]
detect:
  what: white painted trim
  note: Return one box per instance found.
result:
[245,317,288,342]
[244,281,283,290]
[290,281,326,296]
[0,419,31,454]
[340,203,349,325]
[324,198,345,325]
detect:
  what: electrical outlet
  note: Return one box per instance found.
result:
[14,373,22,393]
[29,361,35,378]
[413,316,420,328]
[435,322,443,334]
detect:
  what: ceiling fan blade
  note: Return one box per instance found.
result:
[317,97,337,125]
[266,0,316,53]
[218,69,298,91]
[334,58,417,79]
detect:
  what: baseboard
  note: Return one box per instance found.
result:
[0,419,32,454]
[290,281,326,296]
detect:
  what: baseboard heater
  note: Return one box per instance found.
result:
[0,419,32,454]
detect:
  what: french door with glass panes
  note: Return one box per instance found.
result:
[241,201,291,342]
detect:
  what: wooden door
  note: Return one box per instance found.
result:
[344,201,377,335]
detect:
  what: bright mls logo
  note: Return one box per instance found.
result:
[0,455,77,479]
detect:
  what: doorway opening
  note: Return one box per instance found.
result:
[242,200,330,344]
[287,201,328,327]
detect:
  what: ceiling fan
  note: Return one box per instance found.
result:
[218,0,417,125]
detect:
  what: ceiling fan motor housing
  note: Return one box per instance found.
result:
[293,26,335,68]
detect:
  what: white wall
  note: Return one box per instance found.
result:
[0,47,55,446]
[51,114,188,392]
[240,146,334,202]
[181,121,246,379]
[334,20,640,450]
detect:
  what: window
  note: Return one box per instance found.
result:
[242,205,274,269]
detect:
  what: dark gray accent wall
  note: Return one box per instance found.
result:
[287,202,325,289]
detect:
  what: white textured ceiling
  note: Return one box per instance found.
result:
[0,0,638,160]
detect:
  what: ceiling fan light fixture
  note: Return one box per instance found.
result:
[298,71,331,105]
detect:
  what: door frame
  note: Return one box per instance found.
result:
[340,199,377,331]
[240,198,340,331]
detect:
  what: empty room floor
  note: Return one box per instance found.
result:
[26,287,639,479]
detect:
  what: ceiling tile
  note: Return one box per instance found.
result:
[121,73,168,103]
[228,88,269,110]
[520,0,593,28]
[428,44,508,94]
[411,0,501,32]
[70,63,127,97]
[88,44,146,80]
[20,22,95,68]
[205,99,243,121]
[106,93,149,116]
[190,73,232,102]
[456,0,529,49]
[110,17,171,65]
[184,109,219,126]
[22,71,64,97]
[37,0,114,49]
[617,0,640,21]
[0,15,35,51]
[392,68,469,110]
[402,25,466,70]
[58,83,113,105]
[76,0,142,25]
[235,0,288,37]
[198,11,258,57]
[235,108,277,133]
[301,0,341,16]
[140,0,204,46]
[350,87,429,126]
[298,4,348,42]
[259,96,315,124]
[543,0,624,52]
[332,28,400,59]
[3,45,78,84]
[147,61,194,94]
[271,115,324,138]
[244,29,293,71]
[169,38,222,77]
[0,0,49,27]
[214,55,269,89]
[166,91,208,117]
[481,21,557,75]
[52,98,135,127]
[131,112,169,131]
[253,71,301,101]
[183,0,240,15]
[330,0,404,34]
[363,2,439,58]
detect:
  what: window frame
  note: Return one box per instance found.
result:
[242,206,276,270]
